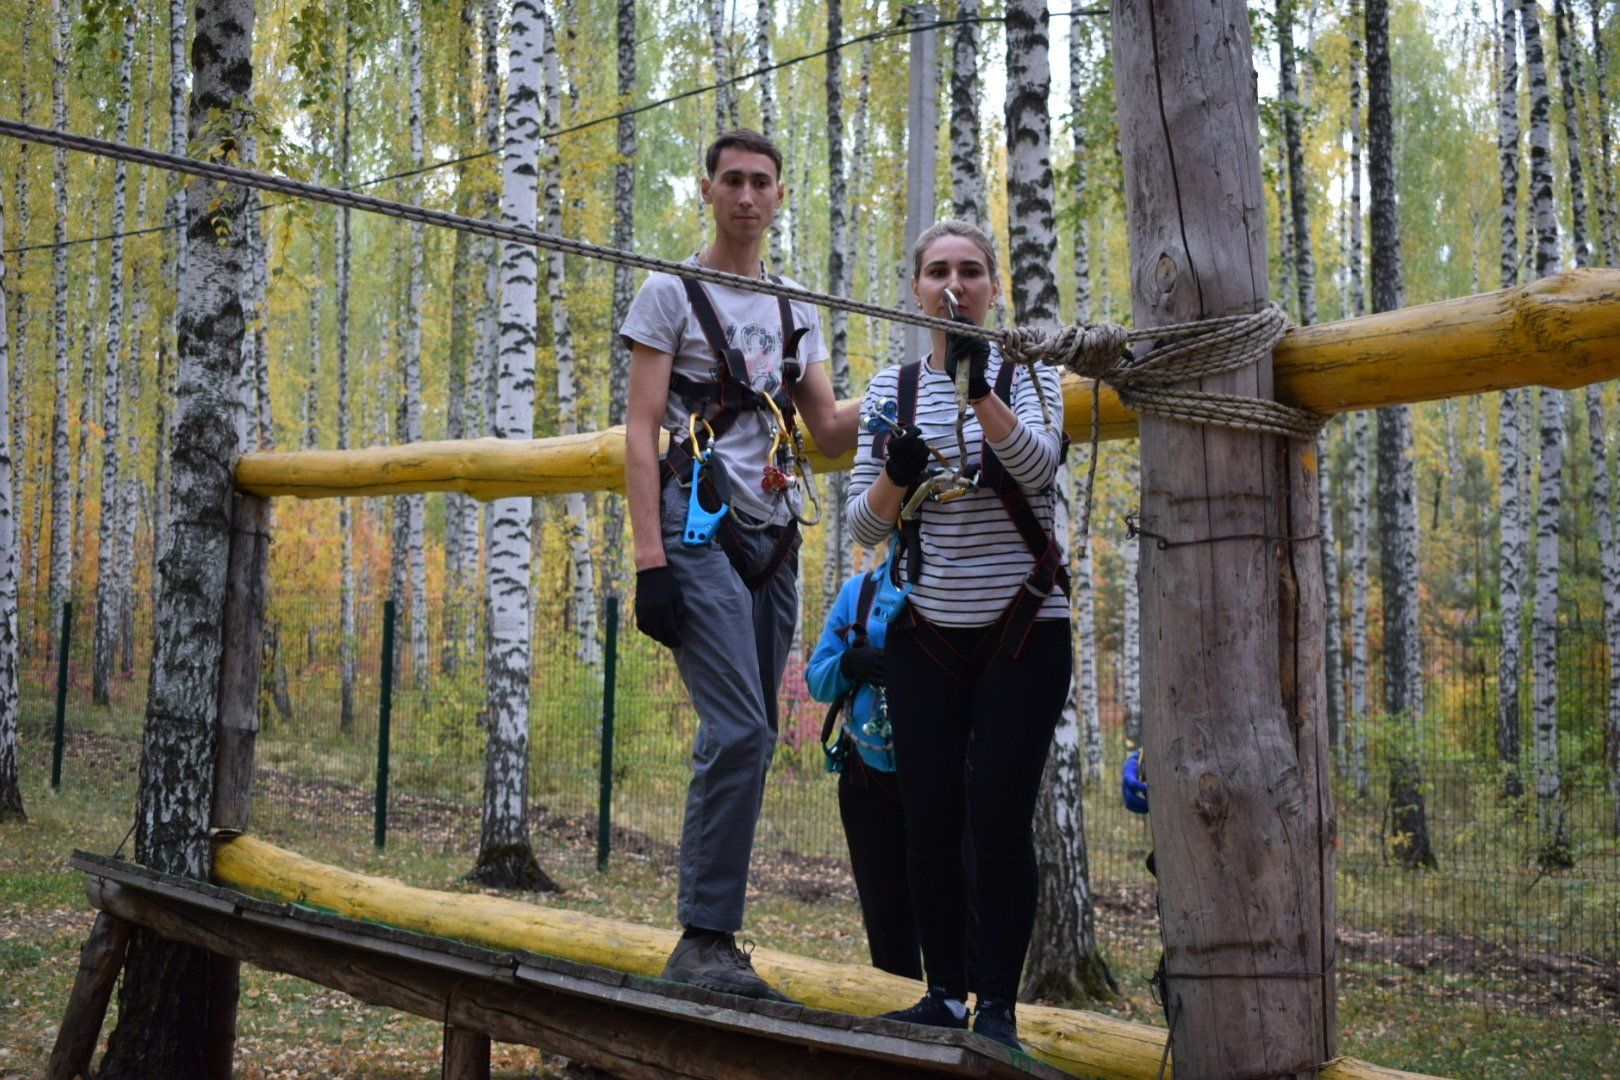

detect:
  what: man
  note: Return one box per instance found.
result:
[621,129,856,1000]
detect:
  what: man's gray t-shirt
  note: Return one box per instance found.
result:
[620,259,827,524]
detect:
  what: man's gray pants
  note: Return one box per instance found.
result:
[660,480,798,933]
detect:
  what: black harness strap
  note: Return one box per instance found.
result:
[662,269,804,593]
[820,569,886,759]
[885,357,1069,661]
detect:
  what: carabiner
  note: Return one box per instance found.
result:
[688,412,718,463]
[683,414,731,547]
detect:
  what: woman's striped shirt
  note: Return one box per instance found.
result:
[845,349,1069,628]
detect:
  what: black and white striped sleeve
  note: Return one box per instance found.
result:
[985,361,1065,493]
[846,365,902,549]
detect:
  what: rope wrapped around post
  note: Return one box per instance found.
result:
[994,302,1327,559]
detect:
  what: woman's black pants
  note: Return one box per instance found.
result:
[884,617,1070,1002]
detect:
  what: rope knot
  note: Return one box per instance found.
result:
[1001,322,1132,382]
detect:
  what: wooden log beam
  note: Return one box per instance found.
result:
[211,835,1442,1080]
[46,911,131,1080]
[235,269,1620,501]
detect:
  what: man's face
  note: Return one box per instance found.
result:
[701,148,783,244]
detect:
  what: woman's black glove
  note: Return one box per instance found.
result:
[944,315,992,401]
[634,566,683,649]
[840,645,886,686]
[883,424,931,487]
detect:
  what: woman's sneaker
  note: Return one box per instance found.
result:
[972,997,1022,1052]
[878,986,969,1029]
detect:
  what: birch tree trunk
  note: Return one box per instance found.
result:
[1350,409,1371,795]
[0,182,23,823]
[756,0,785,269]
[1553,0,1590,269]
[478,0,503,581]
[600,0,636,607]
[473,0,553,891]
[1370,0,1435,869]
[1349,0,1365,319]
[1278,0,1317,326]
[338,18,358,733]
[707,0,739,132]
[1594,387,1620,836]
[48,0,72,642]
[823,0,851,609]
[1009,0,1110,1002]
[93,8,136,708]
[153,0,190,590]
[1321,426,1344,763]
[1590,0,1616,264]
[1068,12,1091,323]
[949,0,986,227]
[543,4,599,669]
[303,231,322,450]
[76,242,102,564]
[402,0,429,688]
[1496,0,1527,796]
[1523,0,1572,864]
[10,11,33,649]
[1121,456,1141,749]
[1113,0,1336,1068]
[96,0,257,1068]
[1532,387,1573,864]
[1076,527,1103,783]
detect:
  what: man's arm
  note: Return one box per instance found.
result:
[791,362,859,458]
[626,341,676,570]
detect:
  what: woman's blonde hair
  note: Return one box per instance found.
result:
[910,219,999,281]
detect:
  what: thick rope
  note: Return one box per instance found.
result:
[0,115,1327,446]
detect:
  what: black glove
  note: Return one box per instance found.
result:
[634,566,683,649]
[883,424,931,487]
[840,645,886,686]
[944,315,992,401]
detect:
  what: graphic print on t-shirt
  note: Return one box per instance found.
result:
[729,318,785,395]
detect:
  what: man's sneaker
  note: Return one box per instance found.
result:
[661,929,797,1003]
[972,997,1022,1052]
[878,986,970,1030]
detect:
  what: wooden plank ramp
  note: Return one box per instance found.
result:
[70,851,1072,1080]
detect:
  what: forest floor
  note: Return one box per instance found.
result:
[2,725,1616,1080]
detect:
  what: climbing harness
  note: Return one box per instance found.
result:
[681,415,731,547]
[820,559,899,772]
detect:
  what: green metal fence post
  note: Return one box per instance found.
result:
[597,597,618,872]
[51,601,73,790]
[375,598,396,849]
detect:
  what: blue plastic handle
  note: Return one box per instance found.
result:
[683,455,731,547]
[870,540,913,623]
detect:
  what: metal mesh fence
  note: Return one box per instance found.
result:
[16,574,1618,1018]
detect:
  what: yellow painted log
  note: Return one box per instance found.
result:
[211,835,1443,1080]
[236,269,1620,502]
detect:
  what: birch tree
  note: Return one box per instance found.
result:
[1350,410,1371,795]
[1553,0,1590,268]
[473,0,552,890]
[338,12,358,733]
[707,0,739,132]
[1369,0,1435,868]
[542,3,598,668]
[949,0,986,227]
[96,0,258,1068]
[10,14,33,648]
[1497,0,1527,796]
[1008,0,1110,1000]
[48,0,71,640]
[1349,0,1365,319]
[1522,0,1573,865]
[756,0,784,269]
[0,182,23,823]
[1279,0,1317,325]
[1321,429,1344,760]
[600,0,636,607]
[1067,11,1091,323]
[1590,0,1616,264]
[1599,384,1620,836]
[1121,457,1141,749]
[1076,524,1103,783]
[823,0,851,607]
[93,6,136,707]
[399,0,429,686]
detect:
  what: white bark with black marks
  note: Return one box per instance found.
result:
[542,5,598,668]
[1499,388,1527,788]
[10,11,32,649]
[949,0,986,227]
[96,0,257,1068]
[823,0,851,608]
[338,18,357,733]
[475,0,552,891]
[94,8,136,708]
[1531,388,1572,864]
[1321,427,1343,764]
[1067,12,1091,323]
[1553,0,1589,268]
[707,0,739,132]
[1121,456,1141,749]
[0,181,24,822]
[1004,0,1060,325]
[600,0,636,604]
[1350,409,1370,794]
[1076,528,1102,783]
[1522,0,1559,279]
[1278,0,1317,325]
[1590,0,1616,264]
[404,0,429,687]
[1584,387,1620,836]
[48,0,71,637]
[1349,0,1365,318]
[756,0,784,268]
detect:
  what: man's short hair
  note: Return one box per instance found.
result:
[705,129,784,179]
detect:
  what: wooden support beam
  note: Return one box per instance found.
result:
[235,268,1620,501]
[441,1026,491,1080]
[46,911,131,1080]
[210,835,1441,1080]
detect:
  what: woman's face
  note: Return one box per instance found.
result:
[912,235,999,323]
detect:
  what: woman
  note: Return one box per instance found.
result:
[844,220,1069,1052]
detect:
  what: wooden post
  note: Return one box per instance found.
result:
[46,911,132,1080]
[902,1,938,364]
[205,492,272,1077]
[442,1025,492,1080]
[1110,0,1335,1076]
